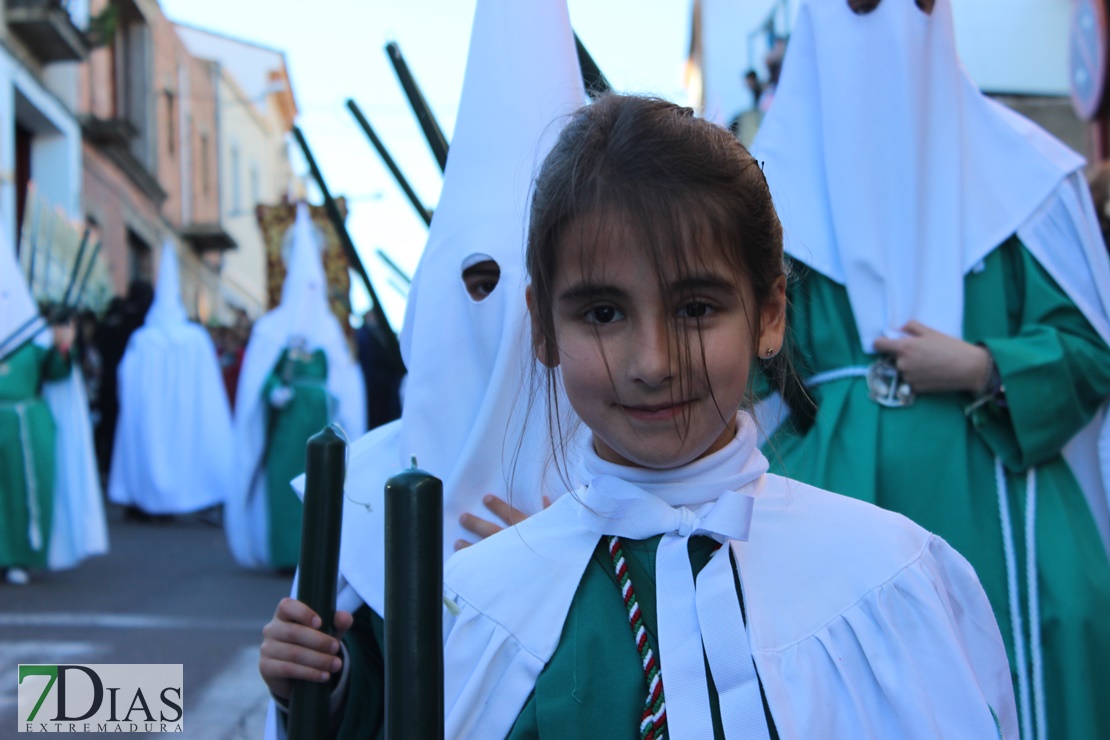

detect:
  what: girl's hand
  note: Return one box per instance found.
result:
[259,598,354,701]
[872,321,990,394]
[52,321,75,354]
[455,494,552,551]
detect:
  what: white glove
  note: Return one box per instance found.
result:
[269,385,294,409]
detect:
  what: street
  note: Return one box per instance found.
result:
[0,505,292,738]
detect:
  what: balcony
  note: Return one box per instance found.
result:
[80,116,137,148]
[82,116,166,206]
[179,223,237,254]
[6,0,90,63]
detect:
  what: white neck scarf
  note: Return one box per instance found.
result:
[577,413,772,739]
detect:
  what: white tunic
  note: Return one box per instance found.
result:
[108,241,233,514]
[443,466,1018,738]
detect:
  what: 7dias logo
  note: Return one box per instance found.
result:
[17,664,183,733]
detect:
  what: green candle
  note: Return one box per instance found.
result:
[287,424,347,740]
[384,460,444,739]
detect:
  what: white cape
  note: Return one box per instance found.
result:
[107,323,233,513]
[43,365,108,569]
[443,480,1018,739]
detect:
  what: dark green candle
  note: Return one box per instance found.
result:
[384,461,444,740]
[287,424,348,740]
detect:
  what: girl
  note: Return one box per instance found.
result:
[262,95,1017,738]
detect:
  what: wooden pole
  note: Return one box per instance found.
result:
[386,41,450,172]
[290,126,405,375]
[346,99,433,226]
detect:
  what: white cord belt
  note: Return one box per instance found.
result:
[996,458,1044,740]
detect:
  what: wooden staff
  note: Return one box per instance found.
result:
[384,460,444,740]
[59,227,91,309]
[0,232,97,363]
[72,239,103,310]
[573,32,611,99]
[287,424,349,740]
[345,99,434,226]
[376,249,412,287]
[386,41,450,172]
[385,29,609,176]
[290,126,405,376]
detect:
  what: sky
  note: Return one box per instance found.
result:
[158,0,693,328]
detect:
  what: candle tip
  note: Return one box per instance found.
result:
[410,455,418,469]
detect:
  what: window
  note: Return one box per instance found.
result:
[200,133,210,195]
[250,164,260,210]
[127,229,152,283]
[230,143,241,214]
[165,89,175,155]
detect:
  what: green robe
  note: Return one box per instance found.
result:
[765,237,1110,738]
[0,343,70,569]
[262,348,329,570]
[332,536,777,739]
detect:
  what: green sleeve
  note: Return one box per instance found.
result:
[972,242,1110,470]
[332,605,385,740]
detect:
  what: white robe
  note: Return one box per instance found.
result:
[43,365,108,569]
[443,478,1018,739]
[108,242,233,514]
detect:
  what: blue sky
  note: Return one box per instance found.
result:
[159,0,692,326]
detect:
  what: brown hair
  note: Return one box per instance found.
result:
[524,94,808,474]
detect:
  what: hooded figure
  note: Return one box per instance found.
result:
[264,0,585,734]
[0,220,82,583]
[108,241,233,517]
[751,1,1110,737]
[226,204,366,570]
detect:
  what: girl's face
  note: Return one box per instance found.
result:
[533,216,786,470]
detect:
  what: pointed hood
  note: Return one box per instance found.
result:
[279,204,333,347]
[323,0,585,610]
[145,241,188,328]
[397,0,585,556]
[0,218,43,353]
[751,0,1081,351]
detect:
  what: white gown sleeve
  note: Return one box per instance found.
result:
[754,536,1017,739]
[442,590,548,739]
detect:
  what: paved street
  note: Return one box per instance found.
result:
[0,505,293,738]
